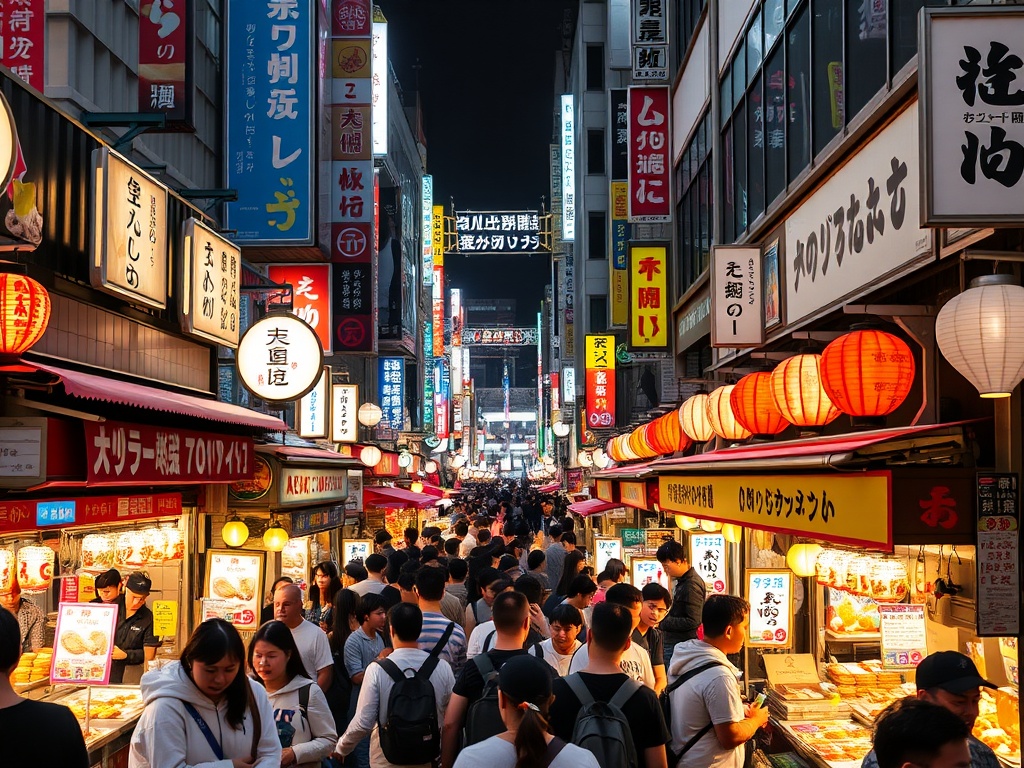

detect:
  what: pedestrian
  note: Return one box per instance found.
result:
[537,604,584,677]
[343,593,391,768]
[454,654,600,768]
[871,698,971,768]
[467,575,549,658]
[656,540,705,667]
[544,524,567,585]
[375,530,396,557]
[350,554,388,597]
[445,558,469,608]
[543,551,588,616]
[335,603,456,768]
[262,577,294,625]
[249,620,338,768]
[307,562,343,631]
[274,583,335,693]
[325,588,360,734]
[343,562,368,590]
[589,559,627,608]
[0,577,44,653]
[110,572,160,685]
[129,618,280,768]
[527,550,550,591]
[568,583,654,689]
[666,594,767,768]
[634,583,670,695]
[415,565,468,676]
[0,608,89,767]
[465,569,513,636]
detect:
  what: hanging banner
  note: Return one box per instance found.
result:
[711,245,763,348]
[627,86,671,222]
[435,358,451,440]
[629,245,669,348]
[268,263,333,354]
[610,182,630,327]
[746,570,793,648]
[585,335,616,428]
[2,0,46,92]
[689,532,727,595]
[181,218,241,348]
[421,175,433,285]
[432,264,444,357]
[976,472,1020,636]
[560,94,576,241]
[423,320,434,432]
[432,204,445,262]
[378,357,404,430]
[138,0,193,127]
[331,383,358,443]
[298,366,330,439]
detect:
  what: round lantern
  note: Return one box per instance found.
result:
[618,434,641,462]
[705,386,752,441]
[0,271,50,358]
[424,459,438,474]
[592,448,609,469]
[577,450,594,467]
[674,515,698,530]
[397,451,413,469]
[222,513,250,547]
[359,445,382,468]
[16,545,54,593]
[410,480,424,494]
[770,354,841,429]
[730,372,788,436]
[0,547,14,593]
[820,330,916,418]
[699,519,723,532]
[649,412,692,455]
[263,519,289,552]
[935,274,1024,398]
[628,425,659,459]
[357,402,383,427]
[679,394,715,442]
[722,524,743,543]
[786,542,822,577]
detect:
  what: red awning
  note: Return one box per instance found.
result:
[21,361,288,431]
[536,481,561,493]
[417,483,447,499]
[567,498,621,518]
[591,459,665,479]
[364,486,438,509]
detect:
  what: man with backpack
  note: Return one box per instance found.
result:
[549,603,670,768]
[335,603,455,768]
[567,584,655,689]
[441,592,553,768]
[666,594,768,768]
[414,566,467,676]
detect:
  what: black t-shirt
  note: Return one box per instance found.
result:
[549,672,670,759]
[632,626,665,668]
[111,595,159,684]
[453,648,554,701]
[0,699,89,767]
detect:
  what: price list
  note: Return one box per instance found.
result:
[976,473,1019,636]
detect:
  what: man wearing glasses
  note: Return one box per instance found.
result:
[110,572,159,684]
[635,582,671,695]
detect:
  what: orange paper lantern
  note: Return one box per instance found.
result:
[820,330,916,418]
[706,386,752,441]
[648,412,692,455]
[730,372,788,436]
[628,425,659,459]
[770,354,841,428]
[0,272,50,357]
[679,393,715,442]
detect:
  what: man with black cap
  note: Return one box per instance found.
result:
[110,571,159,684]
[860,651,1000,768]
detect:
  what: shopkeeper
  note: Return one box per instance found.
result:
[110,572,160,684]
[91,569,122,603]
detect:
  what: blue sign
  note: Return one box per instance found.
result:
[290,505,344,536]
[37,500,76,526]
[423,321,434,431]
[379,357,405,430]
[224,0,313,243]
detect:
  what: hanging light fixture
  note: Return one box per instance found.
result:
[577,450,594,467]
[722,524,743,543]
[424,459,438,474]
[730,372,788,436]
[592,447,609,468]
[397,451,413,469]
[935,274,1024,398]
[679,393,715,442]
[705,386,752,441]
[770,354,841,430]
[699,519,723,532]
[357,402,383,427]
[221,513,250,547]
[786,542,822,577]
[0,270,51,359]
[552,421,571,438]
[628,424,660,459]
[674,515,698,530]
[359,445,382,468]
[263,517,289,552]
[409,480,424,494]
[820,329,916,420]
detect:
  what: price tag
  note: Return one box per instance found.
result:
[879,604,927,669]
[152,600,178,637]
[746,569,793,648]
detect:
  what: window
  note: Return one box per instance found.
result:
[586,44,604,91]
[587,129,605,175]
[787,4,811,181]
[589,295,608,334]
[812,0,843,155]
[588,211,607,259]
[845,1,887,119]
[673,0,707,72]
[674,111,712,295]
[764,42,786,204]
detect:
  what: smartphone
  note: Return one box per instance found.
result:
[753,691,768,709]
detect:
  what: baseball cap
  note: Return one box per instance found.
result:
[915,651,996,694]
[374,529,393,545]
[498,654,552,705]
[125,572,152,595]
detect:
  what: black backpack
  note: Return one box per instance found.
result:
[565,673,641,768]
[374,622,454,765]
[483,630,545,657]
[660,660,726,767]
[462,653,507,746]
[322,649,353,732]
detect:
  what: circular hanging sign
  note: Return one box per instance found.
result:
[236,313,324,403]
[423,435,441,449]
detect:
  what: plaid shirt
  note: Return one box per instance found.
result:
[14,597,45,653]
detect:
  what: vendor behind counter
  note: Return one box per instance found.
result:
[110,572,160,684]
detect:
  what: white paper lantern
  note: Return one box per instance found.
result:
[936,274,1024,398]
[0,548,15,593]
[17,546,54,592]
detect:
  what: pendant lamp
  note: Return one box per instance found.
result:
[770,354,841,429]
[705,386,752,441]
[820,330,915,419]
[679,393,715,442]
[730,372,788,436]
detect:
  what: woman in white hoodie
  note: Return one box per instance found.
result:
[129,618,281,768]
[249,620,338,768]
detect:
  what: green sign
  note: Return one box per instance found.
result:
[621,528,645,548]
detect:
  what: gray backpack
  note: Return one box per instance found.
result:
[565,674,641,768]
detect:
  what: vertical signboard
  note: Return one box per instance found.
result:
[585,335,616,428]
[435,358,450,440]
[267,263,333,354]
[689,532,727,594]
[421,175,433,286]
[331,383,358,443]
[379,357,404,430]
[629,245,669,348]
[610,89,630,180]
[537,311,544,448]
[746,569,793,648]
[632,0,669,81]
[225,0,313,243]
[432,264,444,357]
[560,94,576,242]
[976,473,1020,636]
[562,366,576,403]
[138,0,193,127]
[711,245,763,348]
[628,86,671,223]
[423,319,434,432]
[181,218,241,347]
[610,182,630,327]
[2,0,45,92]
[564,247,575,357]
[298,366,330,439]
[371,13,388,156]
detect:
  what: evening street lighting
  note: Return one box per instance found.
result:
[397,451,413,469]
[263,516,289,552]
[357,402,383,427]
[410,480,424,494]
[424,459,438,474]
[552,421,571,438]
[577,450,593,467]
[221,513,249,547]
[359,445,382,468]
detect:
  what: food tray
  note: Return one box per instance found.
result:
[779,720,873,768]
[53,685,144,723]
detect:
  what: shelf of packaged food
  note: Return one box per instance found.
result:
[772,719,872,768]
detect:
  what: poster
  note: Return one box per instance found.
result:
[747,569,793,648]
[342,539,372,566]
[976,472,1020,636]
[878,604,927,669]
[644,528,676,554]
[203,550,263,631]
[594,537,622,576]
[152,600,178,638]
[689,532,727,594]
[51,603,118,685]
[631,557,669,590]
[281,538,310,591]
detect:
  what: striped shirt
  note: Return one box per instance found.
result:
[417,610,467,677]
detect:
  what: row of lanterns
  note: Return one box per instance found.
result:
[607,329,918,461]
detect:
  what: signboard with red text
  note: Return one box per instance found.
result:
[627,86,671,222]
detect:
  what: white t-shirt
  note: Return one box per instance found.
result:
[348,578,386,597]
[567,642,655,688]
[454,735,600,768]
[465,620,495,659]
[290,619,334,679]
[538,638,582,677]
[458,533,478,558]
[670,648,745,768]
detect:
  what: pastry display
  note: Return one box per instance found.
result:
[59,688,144,722]
[81,535,114,571]
[782,720,874,766]
[59,630,108,656]
[9,647,52,685]
[211,575,256,601]
[974,689,1020,764]
[826,591,880,634]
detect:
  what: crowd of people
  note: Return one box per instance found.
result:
[0,485,1003,768]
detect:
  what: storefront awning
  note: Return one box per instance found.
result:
[21,361,288,431]
[257,444,363,468]
[364,486,438,509]
[591,459,665,480]
[417,483,447,499]
[536,481,561,493]
[567,498,622,517]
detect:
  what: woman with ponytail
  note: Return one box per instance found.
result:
[453,654,599,768]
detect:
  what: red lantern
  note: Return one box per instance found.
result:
[730,372,788,436]
[770,354,841,428]
[820,330,916,418]
[705,385,752,441]
[651,412,692,454]
[0,272,50,358]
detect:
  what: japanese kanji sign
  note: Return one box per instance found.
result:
[976,472,1019,636]
[85,422,254,484]
[610,89,630,180]
[371,15,387,155]
[90,148,169,310]
[225,0,314,243]
[689,532,727,594]
[629,245,669,348]
[610,182,630,327]
[585,334,616,428]
[461,327,539,346]
[432,263,444,356]
[435,357,450,440]
[659,471,893,549]
[746,569,793,648]
[181,218,241,348]
[2,0,45,92]
[298,365,330,439]
[378,356,404,430]
[236,313,324,402]
[0,493,182,534]
[268,263,333,354]
[631,0,669,81]
[561,94,576,241]
[711,245,763,348]
[331,383,358,443]
[628,86,671,222]
[421,175,433,286]
[454,211,546,254]
[784,103,931,326]
[921,7,1024,225]
[138,0,192,127]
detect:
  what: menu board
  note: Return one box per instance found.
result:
[976,473,1020,637]
[631,556,669,590]
[342,539,372,566]
[644,528,676,554]
[51,603,118,685]
[747,569,793,648]
[878,603,927,669]
[281,538,309,591]
[620,528,645,548]
[690,532,727,594]
[203,550,263,631]
[594,537,622,576]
